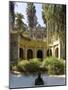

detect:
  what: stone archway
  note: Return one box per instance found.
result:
[37,50,43,60]
[47,49,52,56]
[19,48,23,59]
[27,49,33,60]
[55,47,59,58]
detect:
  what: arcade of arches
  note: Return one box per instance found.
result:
[19,43,60,60]
[19,48,44,60]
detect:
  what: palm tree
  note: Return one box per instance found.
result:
[15,13,25,33]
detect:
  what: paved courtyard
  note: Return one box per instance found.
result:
[9,73,66,88]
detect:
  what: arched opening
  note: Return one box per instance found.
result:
[55,48,58,58]
[47,49,52,56]
[19,48,23,59]
[27,49,33,60]
[37,50,43,60]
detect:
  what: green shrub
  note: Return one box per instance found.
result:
[25,58,41,73]
[12,65,18,71]
[42,57,65,75]
[17,58,42,73]
[17,59,40,73]
[30,58,41,66]
[10,57,65,75]
[10,62,17,71]
[11,58,47,73]
[17,60,29,72]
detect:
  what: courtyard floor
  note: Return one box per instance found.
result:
[9,73,66,88]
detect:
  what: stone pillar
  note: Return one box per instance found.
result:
[24,48,27,60]
[43,48,46,58]
[51,47,55,57]
[58,44,60,59]
[33,48,37,58]
[51,47,53,56]
[53,47,56,57]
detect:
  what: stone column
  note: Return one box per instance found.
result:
[33,48,37,58]
[51,47,55,57]
[58,44,60,59]
[43,48,46,58]
[24,48,27,60]
[51,47,53,56]
[53,47,56,57]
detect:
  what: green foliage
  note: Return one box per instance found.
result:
[15,13,26,33]
[42,4,66,45]
[17,59,41,73]
[17,60,29,72]
[24,59,41,73]
[12,65,18,71]
[42,57,65,75]
[13,58,46,74]
[11,57,65,75]
[27,2,37,27]
[30,58,41,65]
[10,62,18,71]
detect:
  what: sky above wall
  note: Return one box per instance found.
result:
[15,2,45,27]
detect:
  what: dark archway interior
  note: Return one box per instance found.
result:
[37,50,43,60]
[19,48,23,59]
[47,49,52,56]
[27,49,33,60]
[55,48,58,58]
